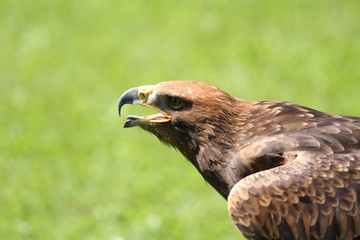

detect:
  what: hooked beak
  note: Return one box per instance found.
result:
[118,85,172,128]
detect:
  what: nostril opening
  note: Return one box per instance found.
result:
[138,92,147,101]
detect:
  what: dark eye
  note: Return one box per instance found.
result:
[168,97,183,110]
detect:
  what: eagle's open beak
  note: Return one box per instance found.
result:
[118,85,172,128]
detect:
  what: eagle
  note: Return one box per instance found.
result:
[117,81,360,240]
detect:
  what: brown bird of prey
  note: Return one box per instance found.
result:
[118,81,360,240]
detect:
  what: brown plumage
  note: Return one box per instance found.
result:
[118,81,360,240]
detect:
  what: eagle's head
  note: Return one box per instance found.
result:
[118,81,241,145]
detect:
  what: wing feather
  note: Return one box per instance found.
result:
[228,153,360,240]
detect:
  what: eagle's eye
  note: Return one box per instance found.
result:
[168,97,184,110]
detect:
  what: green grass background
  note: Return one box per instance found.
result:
[1,1,360,239]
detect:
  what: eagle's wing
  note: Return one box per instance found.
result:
[228,150,360,240]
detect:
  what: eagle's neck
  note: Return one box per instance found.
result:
[177,112,249,199]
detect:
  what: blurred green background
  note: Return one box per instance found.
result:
[1,1,359,239]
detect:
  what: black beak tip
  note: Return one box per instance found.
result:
[117,87,139,117]
[123,120,131,128]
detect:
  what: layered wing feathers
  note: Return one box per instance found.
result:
[228,152,360,239]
